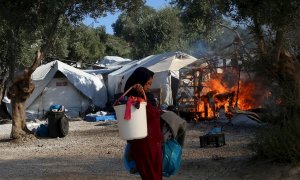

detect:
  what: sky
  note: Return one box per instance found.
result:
[83,0,171,34]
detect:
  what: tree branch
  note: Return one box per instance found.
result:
[29,13,62,75]
[218,22,254,62]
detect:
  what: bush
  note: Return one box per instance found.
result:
[251,121,300,163]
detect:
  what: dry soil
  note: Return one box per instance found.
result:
[0,120,300,180]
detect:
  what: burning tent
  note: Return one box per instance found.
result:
[176,57,269,122]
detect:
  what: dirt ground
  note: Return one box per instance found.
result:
[0,119,300,180]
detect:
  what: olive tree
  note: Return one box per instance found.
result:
[0,0,144,141]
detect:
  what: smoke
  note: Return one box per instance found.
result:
[188,40,215,58]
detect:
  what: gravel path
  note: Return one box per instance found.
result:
[0,120,299,180]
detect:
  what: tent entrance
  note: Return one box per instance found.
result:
[27,73,90,119]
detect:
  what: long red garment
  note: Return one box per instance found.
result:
[129,102,162,180]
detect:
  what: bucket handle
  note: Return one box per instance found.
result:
[114,85,147,106]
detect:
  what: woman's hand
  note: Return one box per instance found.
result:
[133,84,144,96]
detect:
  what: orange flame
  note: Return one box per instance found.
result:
[197,71,268,118]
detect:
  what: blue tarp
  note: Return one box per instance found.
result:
[84,113,116,122]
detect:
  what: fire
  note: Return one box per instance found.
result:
[197,70,267,119]
[206,79,228,93]
[237,81,256,110]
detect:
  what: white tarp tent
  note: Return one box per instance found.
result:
[24,60,107,119]
[107,51,198,105]
[96,56,132,69]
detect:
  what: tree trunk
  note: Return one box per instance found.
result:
[275,28,285,51]
[253,17,267,58]
[276,49,300,125]
[8,70,36,140]
[11,100,33,138]
[7,50,47,141]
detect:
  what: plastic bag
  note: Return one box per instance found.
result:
[123,143,138,174]
[162,138,182,177]
[36,124,49,137]
[123,139,182,177]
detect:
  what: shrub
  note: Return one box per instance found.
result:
[251,121,300,163]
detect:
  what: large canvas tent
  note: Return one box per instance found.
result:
[84,56,136,88]
[17,60,107,119]
[107,51,198,106]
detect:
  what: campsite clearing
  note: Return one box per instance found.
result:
[0,120,299,179]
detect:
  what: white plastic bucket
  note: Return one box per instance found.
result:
[114,102,148,140]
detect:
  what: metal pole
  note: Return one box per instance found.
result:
[235,68,241,108]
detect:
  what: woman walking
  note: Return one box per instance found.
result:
[124,67,162,180]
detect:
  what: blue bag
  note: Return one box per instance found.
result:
[123,139,182,177]
[123,143,138,174]
[162,139,182,177]
[49,104,61,111]
[36,124,49,137]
